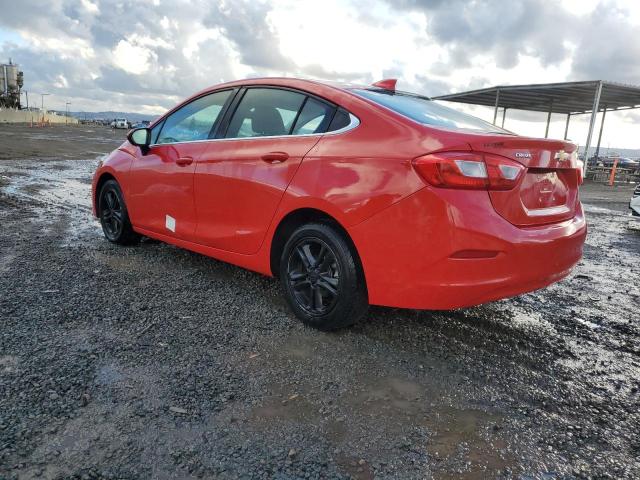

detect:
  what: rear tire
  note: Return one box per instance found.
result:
[279,222,368,330]
[98,179,140,245]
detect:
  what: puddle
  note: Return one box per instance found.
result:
[0,157,104,246]
[583,204,626,216]
[425,406,512,478]
[0,157,101,211]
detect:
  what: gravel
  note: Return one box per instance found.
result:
[0,124,639,479]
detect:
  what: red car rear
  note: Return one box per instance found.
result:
[92,77,587,330]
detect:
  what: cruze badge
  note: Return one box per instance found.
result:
[515,152,532,159]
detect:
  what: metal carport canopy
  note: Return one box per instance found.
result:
[433,80,640,173]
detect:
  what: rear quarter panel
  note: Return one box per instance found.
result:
[261,88,477,275]
[276,93,463,228]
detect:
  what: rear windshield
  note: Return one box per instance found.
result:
[352,88,511,134]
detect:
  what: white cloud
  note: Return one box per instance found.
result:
[270,0,436,80]
[112,40,152,75]
[80,0,99,14]
[0,0,638,149]
[53,74,69,88]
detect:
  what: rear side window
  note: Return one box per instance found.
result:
[225,88,306,138]
[352,88,510,134]
[327,108,351,132]
[157,90,232,144]
[291,98,334,135]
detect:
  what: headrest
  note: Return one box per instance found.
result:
[250,106,286,136]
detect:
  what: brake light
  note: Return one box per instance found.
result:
[576,160,584,185]
[412,151,525,191]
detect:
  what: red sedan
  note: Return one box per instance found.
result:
[92,78,587,330]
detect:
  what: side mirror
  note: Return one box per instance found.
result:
[127,127,151,154]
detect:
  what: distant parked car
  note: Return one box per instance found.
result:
[587,156,639,169]
[131,121,151,129]
[631,184,640,217]
[587,155,602,167]
[613,157,637,169]
[110,118,128,129]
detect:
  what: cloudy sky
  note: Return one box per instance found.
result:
[1,0,639,148]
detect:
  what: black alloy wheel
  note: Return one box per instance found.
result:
[101,188,123,240]
[280,222,368,330]
[98,179,140,245]
[287,238,340,315]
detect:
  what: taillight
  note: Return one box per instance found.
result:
[576,160,584,185]
[412,151,524,191]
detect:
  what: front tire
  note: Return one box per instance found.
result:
[98,179,140,245]
[279,223,368,330]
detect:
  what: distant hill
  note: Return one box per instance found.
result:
[66,111,161,123]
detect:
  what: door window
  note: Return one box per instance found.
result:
[156,90,232,144]
[225,88,306,138]
[150,119,165,144]
[291,98,335,135]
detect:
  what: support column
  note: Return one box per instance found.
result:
[583,81,603,175]
[492,89,500,125]
[594,106,607,161]
[564,113,571,140]
[545,101,553,138]
[501,108,507,128]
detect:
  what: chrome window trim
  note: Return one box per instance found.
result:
[147,113,360,147]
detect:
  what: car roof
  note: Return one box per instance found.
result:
[196,77,431,98]
[152,77,432,131]
[184,77,364,102]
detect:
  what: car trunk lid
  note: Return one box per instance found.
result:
[468,136,581,226]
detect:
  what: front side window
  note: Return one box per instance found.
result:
[150,119,165,144]
[156,90,232,144]
[352,88,511,134]
[225,88,306,138]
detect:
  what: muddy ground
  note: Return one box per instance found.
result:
[0,123,639,479]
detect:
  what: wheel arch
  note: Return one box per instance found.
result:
[269,207,363,279]
[94,172,118,216]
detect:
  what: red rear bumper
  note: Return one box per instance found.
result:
[348,187,586,310]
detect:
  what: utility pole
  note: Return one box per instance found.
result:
[40,93,50,123]
[582,81,603,176]
[65,102,71,125]
[492,89,500,125]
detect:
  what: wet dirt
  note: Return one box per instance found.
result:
[0,124,639,479]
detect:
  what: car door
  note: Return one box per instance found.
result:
[127,89,234,240]
[193,87,336,254]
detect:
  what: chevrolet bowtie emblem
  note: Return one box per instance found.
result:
[555,150,570,162]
